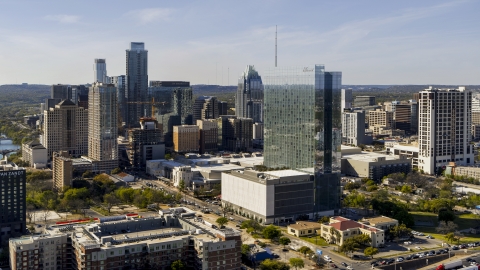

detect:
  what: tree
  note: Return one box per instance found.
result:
[259,259,290,270]
[171,260,186,270]
[111,167,121,174]
[401,185,412,194]
[216,217,228,228]
[445,232,456,243]
[263,225,281,240]
[364,247,379,258]
[26,203,36,224]
[289,258,304,270]
[82,170,93,178]
[241,244,251,256]
[438,208,456,222]
[40,209,51,223]
[318,216,330,223]
[104,193,120,213]
[389,224,412,241]
[178,179,185,192]
[355,234,372,246]
[340,238,359,256]
[436,221,458,234]
[298,246,312,258]
[165,153,172,160]
[279,236,291,249]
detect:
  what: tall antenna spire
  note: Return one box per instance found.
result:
[275,25,277,67]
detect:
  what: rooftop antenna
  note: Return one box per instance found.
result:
[275,25,277,67]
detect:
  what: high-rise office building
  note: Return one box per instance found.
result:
[94,58,108,83]
[193,96,218,123]
[263,65,342,215]
[42,100,88,158]
[87,82,118,172]
[173,125,199,153]
[71,85,88,105]
[128,118,164,168]
[341,88,353,112]
[197,119,218,154]
[0,158,26,245]
[354,96,376,108]
[418,87,474,175]
[219,116,253,152]
[368,109,395,130]
[149,81,193,145]
[110,75,127,123]
[236,65,264,123]
[342,109,366,146]
[51,84,71,102]
[126,42,148,127]
[394,101,418,134]
[218,101,228,116]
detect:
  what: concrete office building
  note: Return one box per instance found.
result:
[0,158,26,245]
[87,82,118,173]
[342,109,367,146]
[94,58,108,83]
[369,109,394,130]
[354,96,375,108]
[21,140,47,168]
[219,116,253,152]
[341,150,411,181]
[193,96,218,123]
[149,81,193,145]
[173,125,199,153]
[222,169,314,224]
[236,65,264,123]
[126,42,148,128]
[127,118,164,168]
[197,119,218,154]
[42,100,88,159]
[418,87,474,175]
[263,65,342,215]
[52,151,73,191]
[9,211,242,270]
[341,88,353,112]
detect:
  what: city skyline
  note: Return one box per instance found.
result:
[1,0,479,85]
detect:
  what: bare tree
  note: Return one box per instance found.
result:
[41,209,51,223]
[26,204,36,224]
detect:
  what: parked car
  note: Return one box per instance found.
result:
[396,257,404,262]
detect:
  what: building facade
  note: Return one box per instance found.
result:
[87,82,118,173]
[219,116,253,152]
[94,58,108,83]
[263,65,342,215]
[236,65,264,123]
[320,216,385,248]
[0,159,26,245]
[126,42,148,128]
[353,96,375,108]
[341,88,353,112]
[52,151,73,191]
[368,109,394,130]
[418,87,474,175]
[110,75,126,124]
[21,140,47,168]
[193,96,218,123]
[127,118,164,169]
[51,84,71,100]
[149,81,193,145]
[197,119,218,154]
[42,100,88,159]
[342,110,366,146]
[173,125,199,153]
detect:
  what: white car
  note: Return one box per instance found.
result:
[347,266,354,270]
[324,255,331,261]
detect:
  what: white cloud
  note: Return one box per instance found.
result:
[126,8,173,24]
[43,15,80,24]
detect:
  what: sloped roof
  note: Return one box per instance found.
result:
[58,99,76,106]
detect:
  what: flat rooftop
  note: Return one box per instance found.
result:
[266,169,310,178]
[342,151,401,162]
[361,216,398,225]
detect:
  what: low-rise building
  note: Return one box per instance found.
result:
[360,216,398,231]
[342,151,411,181]
[287,221,321,237]
[445,163,480,180]
[386,144,419,169]
[9,209,242,270]
[21,140,48,168]
[320,216,385,248]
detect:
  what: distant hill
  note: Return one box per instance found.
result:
[0,84,50,105]
[192,85,236,95]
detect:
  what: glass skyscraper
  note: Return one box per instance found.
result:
[263,65,342,214]
[126,42,148,128]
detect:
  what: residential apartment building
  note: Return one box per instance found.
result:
[110,75,126,123]
[0,158,26,245]
[94,58,108,83]
[193,96,218,123]
[126,42,148,128]
[320,216,385,248]
[42,100,88,159]
[52,151,73,191]
[87,82,118,173]
[263,65,342,215]
[197,119,218,154]
[173,125,199,153]
[418,87,474,175]
[342,109,367,146]
[10,211,242,270]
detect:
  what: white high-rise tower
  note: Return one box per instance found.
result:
[94,59,108,83]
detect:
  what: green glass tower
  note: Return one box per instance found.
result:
[263,65,342,214]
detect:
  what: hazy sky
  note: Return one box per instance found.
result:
[0,0,479,85]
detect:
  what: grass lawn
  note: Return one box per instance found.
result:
[91,206,110,216]
[300,236,329,247]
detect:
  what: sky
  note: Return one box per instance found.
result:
[0,0,479,85]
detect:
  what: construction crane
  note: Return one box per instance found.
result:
[126,98,168,118]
